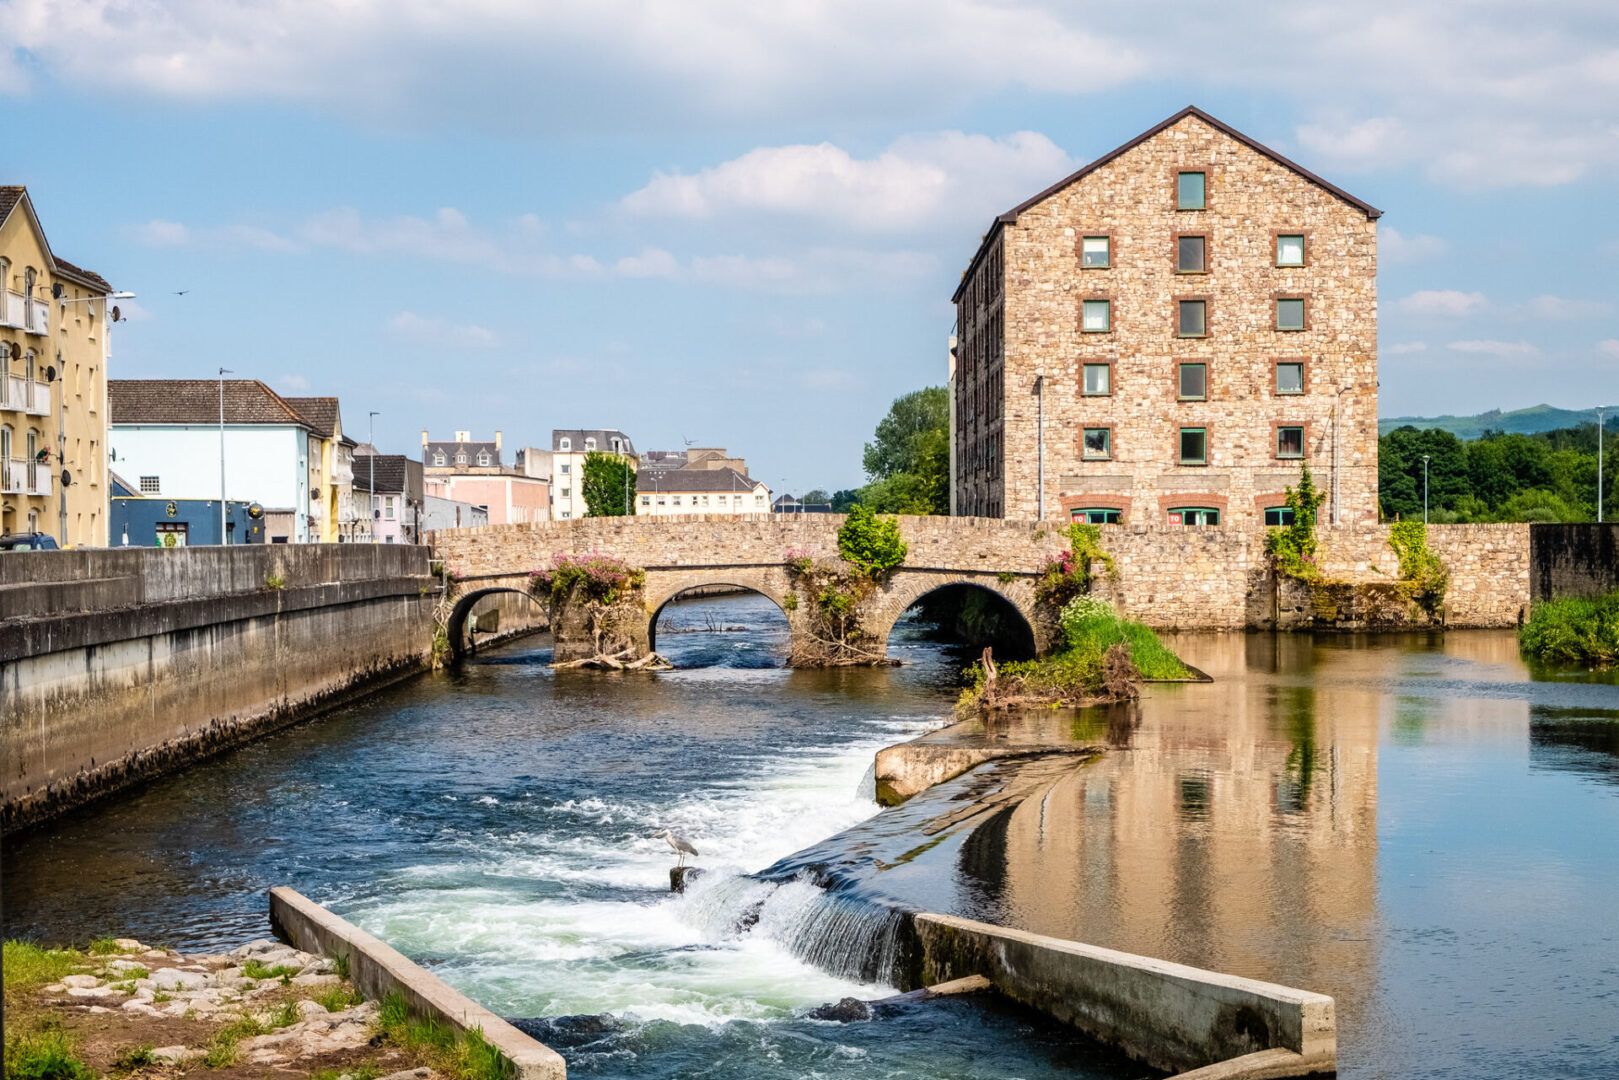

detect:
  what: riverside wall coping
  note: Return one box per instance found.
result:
[269,888,567,1080]
[907,911,1335,1076]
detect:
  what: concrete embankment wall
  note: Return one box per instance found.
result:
[1530,523,1619,602]
[1,546,435,832]
[270,888,565,1080]
[903,911,1335,1076]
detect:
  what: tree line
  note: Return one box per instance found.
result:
[1380,423,1613,523]
[803,386,950,515]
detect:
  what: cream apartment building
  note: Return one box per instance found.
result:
[1,186,120,546]
[550,429,635,520]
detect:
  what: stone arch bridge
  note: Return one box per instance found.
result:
[427,515,1060,663]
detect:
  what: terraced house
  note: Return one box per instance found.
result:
[952,107,1380,528]
[1,186,120,545]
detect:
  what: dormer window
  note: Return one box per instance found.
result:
[433,453,446,466]
[585,438,597,451]
[476,451,491,467]
[560,438,571,451]
[456,452,467,465]
[611,438,623,453]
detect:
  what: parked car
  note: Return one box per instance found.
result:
[0,532,60,551]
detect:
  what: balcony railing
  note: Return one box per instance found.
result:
[26,381,50,416]
[31,465,51,497]
[1,292,22,328]
[1,458,22,494]
[26,299,49,336]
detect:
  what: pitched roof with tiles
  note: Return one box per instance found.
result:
[636,466,762,493]
[952,106,1382,302]
[0,187,21,225]
[1,186,113,292]
[281,396,341,438]
[553,429,635,455]
[110,379,312,426]
[352,454,410,494]
[424,440,501,466]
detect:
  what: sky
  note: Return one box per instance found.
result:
[4,1,1617,493]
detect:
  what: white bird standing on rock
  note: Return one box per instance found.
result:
[654,829,698,866]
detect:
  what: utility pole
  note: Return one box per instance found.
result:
[1332,384,1352,527]
[1422,454,1430,525]
[1598,408,1607,524]
[368,411,380,543]
[1035,375,1045,522]
[219,367,232,544]
[56,348,66,545]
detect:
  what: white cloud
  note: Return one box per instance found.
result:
[1387,342,1428,354]
[623,131,1075,231]
[276,374,310,391]
[1446,340,1541,358]
[1520,294,1613,320]
[127,218,299,253]
[614,248,680,278]
[1379,227,1446,264]
[1600,339,1619,359]
[1398,289,1487,316]
[387,311,499,348]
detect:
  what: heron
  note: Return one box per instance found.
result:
[654,829,698,867]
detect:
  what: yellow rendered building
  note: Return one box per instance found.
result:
[1,186,120,546]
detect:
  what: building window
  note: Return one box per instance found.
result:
[1071,508,1122,524]
[755,495,765,504]
[611,438,623,453]
[1177,300,1206,338]
[560,487,570,498]
[1265,506,1295,527]
[1276,298,1306,331]
[656,496,666,505]
[585,438,596,451]
[640,495,650,505]
[1081,299,1111,332]
[1082,427,1111,460]
[1178,363,1206,400]
[139,475,161,493]
[1179,427,1207,465]
[433,453,446,466]
[1277,425,1305,459]
[456,452,467,464]
[1277,234,1305,267]
[559,438,571,451]
[560,511,571,519]
[1081,236,1110,268]
[1082,363,1111,396]
[385,497,397,519]
[476,452,491,467]
[1169,507,1220,526]
[1276,362,1305,395]
[560,463,570,474]
[1176,235,1206,273]
[1177,171,1206,210]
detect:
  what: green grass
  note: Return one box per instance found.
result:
[239,960,297,981]
[4,1025,95,1080]
[1060,608,1192,682]
[1520,591,1619,668]
[311,1066,382,1080]
[86,939,120,956]
[314,984,363,1013]
[267,1001,301,1029]
[331,953,351,980]
[372,992,505,1080]
[110,1046,155,1073]
[200,1016,266,1068]
[3,943,86,1001]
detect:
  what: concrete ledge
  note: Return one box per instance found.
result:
[269,887,566,1080]
[1166,1048,1322,1079]
[905,911,1335,1076]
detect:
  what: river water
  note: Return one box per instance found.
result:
[5,594,1619,1078]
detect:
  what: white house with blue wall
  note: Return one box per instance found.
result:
[109,379,314,543]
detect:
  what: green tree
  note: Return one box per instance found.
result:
[1379,426,1470,520]
[836,504,907,576]
[801,489,832,506]
[581,451,636,517]
[859,387,949,515]
[830,489,861,513]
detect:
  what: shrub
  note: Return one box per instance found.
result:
[1034,523,1115,609]
[1058,597,1190,682]
[783,592,799,612]
[1264,463,1327,579]
[836,505,907,577]
[1519,591,1619,668]
[782,547,814,576]
[1387,521,1448,616]
[5,1026,94,1080]
[528,552,645,606]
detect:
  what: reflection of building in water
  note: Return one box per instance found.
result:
[964,632,1380,1025]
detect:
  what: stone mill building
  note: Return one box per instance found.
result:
[950,106,1381,528]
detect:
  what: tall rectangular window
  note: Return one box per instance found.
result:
[1178,363,1206,400]
[1276,362,1304,395]
[1082,363,1110,396]
[1277,234,1305,266]
[1276,298,1306,330]
[1179,427,1207,464]
[1177,235,1206,273]
[1082,299,1111,332]
[1277,425,1305,458]
[1177,171,1206,210]
[1081,236,1110,268]
[1083,427,1111,460]
[1178,300,1206,337]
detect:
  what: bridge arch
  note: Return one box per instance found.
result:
[642,568,796,654]
[867,573,1044,660]
[446,584,548,659]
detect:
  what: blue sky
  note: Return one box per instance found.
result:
[5,1,1616,492]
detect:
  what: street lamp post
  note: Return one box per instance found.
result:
[1332,384,1353,527]
[368,411,380,543]
[1422,454,1430,525]
[219,367,233,543]
[1035,374,1045,522]
[1598,408,1606,524]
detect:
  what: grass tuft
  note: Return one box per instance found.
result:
[3,943,86,1001]
[1520,591,1619,668]
[110,1045,156,1073]
[331,953,351,980]
[371,992,506,1080]
[87,939,121,956]
[268,1001,301,1029]
[201,1015,266,1068]
[239,960,298,981]
[5,1025,95,1080]
[315,984,363,1013]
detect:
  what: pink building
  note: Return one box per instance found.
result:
[421,429,550,526]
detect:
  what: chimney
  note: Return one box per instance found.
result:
[454,430,470,442]
[495,430,503,450]
[421,430,429,448]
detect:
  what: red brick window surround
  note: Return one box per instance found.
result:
[1078,234,1112,269]
[1178,425,1209,465]
[1175,233,1209,274]
[1157,493,1230,522]
[1081,425,1113,460]
[1274,294,1308,331]
[1176,169,1207,211]
[1080,297,1113,333]
[1081,361,1112,397]
[1273,421,1310,460]
[1177,361,1208,401]
[1274,231,1309,267]
[1177,298,1209,338]
[1060,494,1132,523]
[1274,359,1307,395]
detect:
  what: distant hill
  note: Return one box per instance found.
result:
[1378,404,1619,440]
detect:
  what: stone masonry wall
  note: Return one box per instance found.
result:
[959,111,1379,528]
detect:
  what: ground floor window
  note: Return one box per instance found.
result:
[1168,506,1220,526]
[1071,508,1122,524]
[1264,506,1295,526]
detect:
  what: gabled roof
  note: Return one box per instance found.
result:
[110,379,311,426]
[353,454,409,494]
[553,429,635,455]
[425,440,500,465]
[638,466,761,493]
[953,106,1382,302]
[281,396,341,439]
[1,185,115,293]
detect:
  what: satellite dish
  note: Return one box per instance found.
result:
[45,365,56,382]
[51,282,64,300]
[60,469,72,488]
[248,503,263,519]
[110,305,121,322]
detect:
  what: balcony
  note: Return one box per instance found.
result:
[1,375,19,410]
[1,292,22,328]
[31,466,51,497]
[1,459,22,494]
[26,381,50,416]
[26,299,49,336]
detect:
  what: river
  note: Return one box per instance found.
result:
[5,594,1618,1078]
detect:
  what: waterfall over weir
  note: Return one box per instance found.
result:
[676,868,910,988]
